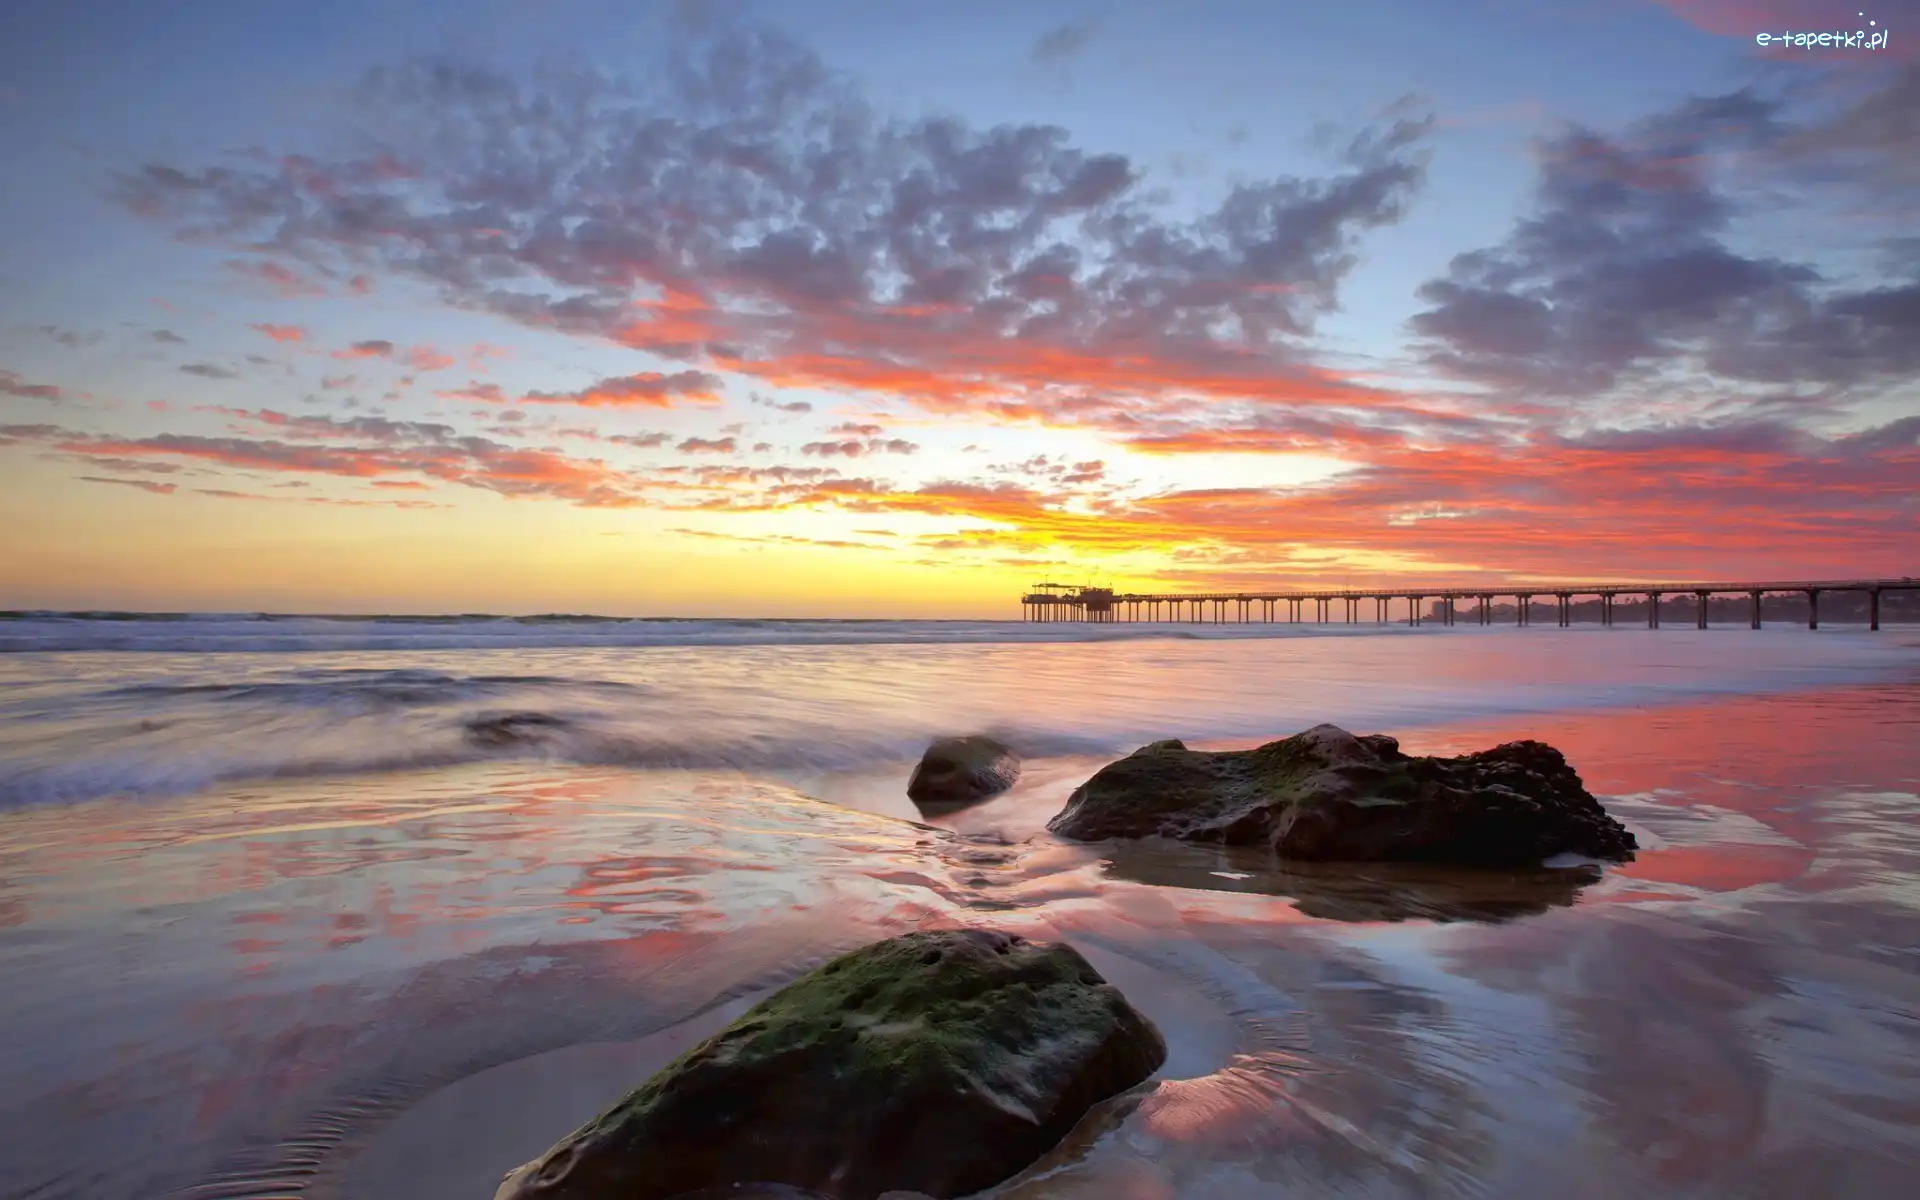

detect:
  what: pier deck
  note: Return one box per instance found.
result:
[1020,579,1919,630]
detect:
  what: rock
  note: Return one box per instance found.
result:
[1047,723,1637,867]
[465,711,571,747]
[495,928,1166,1200]
[906,736,1020,808]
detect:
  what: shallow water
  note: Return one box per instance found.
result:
[1,624,1917,1198]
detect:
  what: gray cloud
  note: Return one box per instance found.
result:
[110,27,1432,411]
[610,431,671,448]
[0,371,64,400]
[78,476,177,494]
[800,436,917,457]
[752,393,813,413]
[523,370,725,407]
[1410,76,1920,405]
[1030,20,1097,66]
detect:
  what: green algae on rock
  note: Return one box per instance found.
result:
[494,928,1166,1200]
[1048,723,1637,866]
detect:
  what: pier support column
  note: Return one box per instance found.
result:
[1649,594,1661,629]
[1871,589,1881,631]
[1807,590,1819,630]
[1696,591,1709,629]
[1750,592,1761,629]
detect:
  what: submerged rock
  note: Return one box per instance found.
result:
[1048,723,1637,867]
[465,711,570,747]
[906,735,1021,808]
[495,928,1166,1200]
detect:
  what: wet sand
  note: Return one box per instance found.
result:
[2,678,1918,1198]
[345,945,1243,1200]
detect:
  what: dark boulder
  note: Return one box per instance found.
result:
[494,928,1166,1200]
[1047,723,1636,867]
[906,735,1021,809]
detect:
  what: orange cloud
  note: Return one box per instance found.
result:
[730,418,1918,583]
[248,323,306,343]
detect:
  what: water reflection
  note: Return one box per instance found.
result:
[1099,838,1602,922]
[1,680,1918,1199]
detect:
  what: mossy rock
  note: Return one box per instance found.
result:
[495,928,1166,1200]
[1048,723,1637,866]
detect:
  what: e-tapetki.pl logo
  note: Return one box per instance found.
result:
[1756,11,1891,49]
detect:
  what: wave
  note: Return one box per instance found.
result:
[0,613,1411,654]
[0,663,1135,808]
[4,632,1912,810]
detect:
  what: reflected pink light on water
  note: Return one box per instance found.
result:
[0,655,1916,1196]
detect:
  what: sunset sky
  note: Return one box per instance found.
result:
[0,0,1914,617]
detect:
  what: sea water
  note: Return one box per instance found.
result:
[1,618,1916,1198]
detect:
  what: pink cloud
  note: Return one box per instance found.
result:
[437,381,507,403]
[467,343,513,372]
[227,259,324,297]
[407,345,456,371]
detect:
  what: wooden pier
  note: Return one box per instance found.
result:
[1020,578,1919,631]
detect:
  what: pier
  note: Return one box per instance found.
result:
[1020,578,1919,630]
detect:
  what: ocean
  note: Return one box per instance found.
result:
[2,615,1917,1198]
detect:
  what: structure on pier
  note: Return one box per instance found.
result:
[1020,578,1918,631]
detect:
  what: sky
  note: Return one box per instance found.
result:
[0,0,1914,618]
